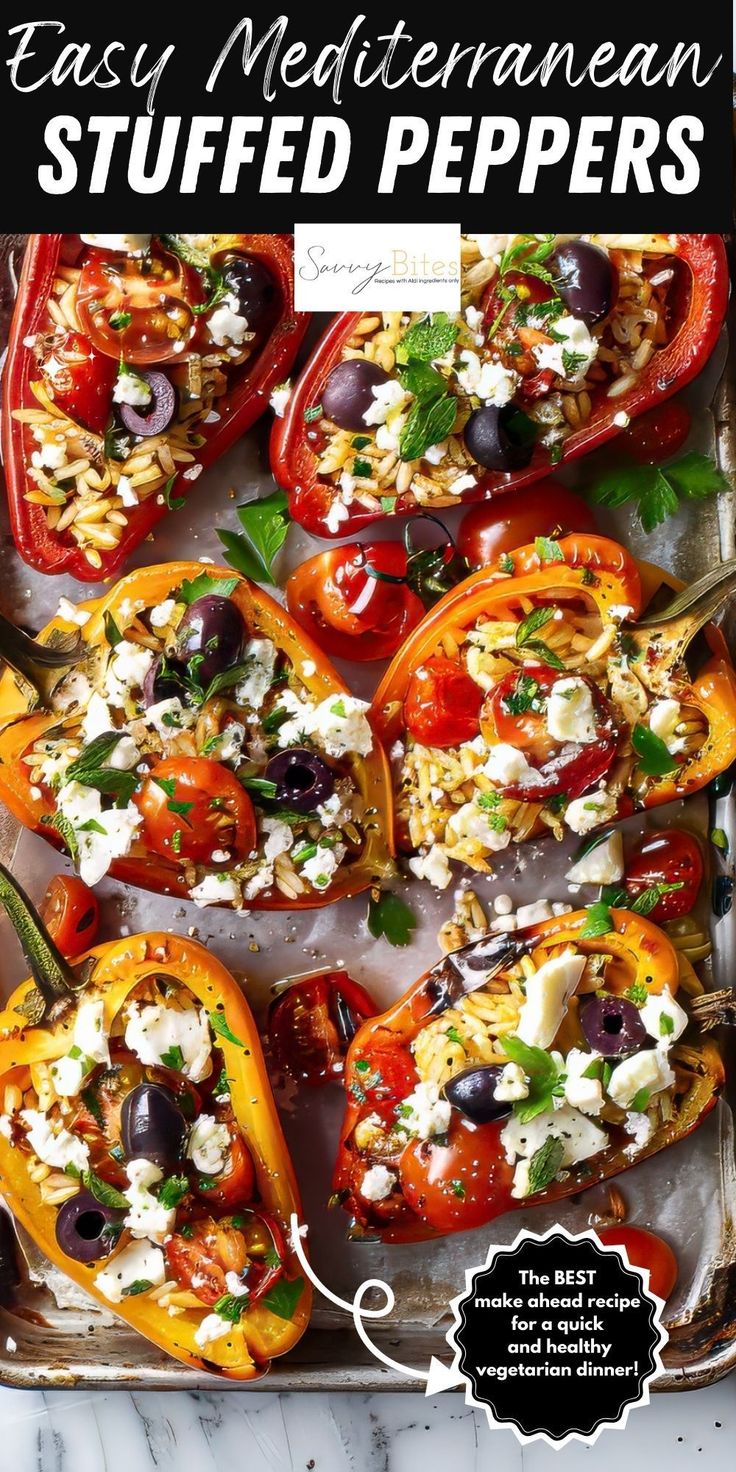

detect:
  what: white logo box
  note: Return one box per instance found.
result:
[294,222,461,312]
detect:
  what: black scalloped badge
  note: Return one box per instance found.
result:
[453,1230,664,1444]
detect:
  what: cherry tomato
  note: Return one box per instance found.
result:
[400,1117,514,1233]
[40,331,118,435]
[136,758,257,865]
[76,244,200,363]
[480,665,620,801]
[457,483,597,568]
[625,829,703,920]
[348,1044,418,1109]
[270,971,377,1086]
[404,657,483,748]
[39,874,99,957]
[286,542,425,662]
[194,1117,256,1211]
[596,1226,678,1301]
[624,402,692,465]
[165,1216,249,1305]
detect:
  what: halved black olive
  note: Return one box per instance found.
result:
[463,404,535,473]
[55,1190,124,1264]
[443,1065,512,1124]
[554,241,618,326]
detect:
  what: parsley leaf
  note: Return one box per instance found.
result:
[534,536,564,563]
[631,723,679,777]
[503,1035,563,1124]
[589,453,730,534]
[527,1135,565,1194]
[367,890,417,947]
[158,1174,189,1209]
[217,489,291,586]
[160,1043,185,1071]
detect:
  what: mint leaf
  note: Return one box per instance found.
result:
[399,393,457,463]
[367,890,417,947]
[396,313,459,364]
[503,674,541,716]
[515,606,556,648]
[82,1170,129,1210]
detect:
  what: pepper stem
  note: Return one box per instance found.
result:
[0,862,79,1021]
[0,610,82,707]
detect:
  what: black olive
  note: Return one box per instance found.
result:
[554,241,618,326]
[463,404,535,473]
[321,358,392,432]
[120,1083,187,1168]
[264,748,336,814]
[119,370,176,437]
[443,1065,512,1124]
[580,995,647,1059]
[55,1190,124,1264]
[221,253,280,339]
[143,654,184,709]
[0,1210,20,1301]
[176,595,245,688]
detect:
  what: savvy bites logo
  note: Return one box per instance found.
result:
[294,223,461,311]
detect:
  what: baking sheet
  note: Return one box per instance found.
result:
[0,235,735,1391]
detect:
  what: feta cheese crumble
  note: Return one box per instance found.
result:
[187,1115,230,1176]
[124,1003,212,1082]
[95,1239,165,1304]
[360,1164,397,1201]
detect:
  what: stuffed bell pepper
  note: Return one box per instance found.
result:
[0,563,393,909]
[3,233,308,579]
[272,233,727,538]
[0,864,310,1377]
[333,906,723,1242]
[371,535,736,889]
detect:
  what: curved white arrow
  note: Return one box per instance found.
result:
[289,1214,462,1393]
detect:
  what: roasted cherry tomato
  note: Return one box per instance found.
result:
[625,829,703,920]
[404,657,483,748]
[165,1215,250,1304]
[596,1226,678,1301]
[624,401,692,465]
[457,483,597,569]
[136,757,257,865]
[286,542,425,662]
[194,1117,256,1211]
[39,331,118,435]
[76,244,200,363]
[269,970,377,1085]
[39,874,99,957]
[480,665,619,801]
[400,1118,514,1234]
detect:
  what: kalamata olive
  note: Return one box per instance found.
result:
[120,1083,187,1168]
[580,995,647,1058]
[264,748,336,814]
[321,358,392,432]
[55,1190,124,1264]
[176,596,245,687]
[221,253,279,338]
[554,241,618,326]
[463,405,535,473]
[442,1065,512,1124]
[143,654,184,708]
[119,370,176,437]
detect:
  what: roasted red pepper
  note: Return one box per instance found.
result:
[333,909,723,1242]
[269,970,377,1085]
[2,233,308,580]
[271,235,727,539]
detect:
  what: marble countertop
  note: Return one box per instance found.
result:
[0,1378,733,1470]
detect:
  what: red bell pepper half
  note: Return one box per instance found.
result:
[271,234,728,539]
[2,233,309,581]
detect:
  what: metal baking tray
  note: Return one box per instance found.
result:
[0,233,735,1393]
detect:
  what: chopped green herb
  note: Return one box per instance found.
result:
[527,1135,565,1194]
[503,673,541,716]
[157,1174,189,1209]
[352,458,372,479]
[82,1170,129,1210]
[450,1179,466,1199]
[122,1279,153,1297]
[163,473,185,511]
[626,981,649,1006]
[631,723,679,777]
[498,553,515,575]
[103,610,124,647]
[534,536,564,564]
[581,902,615,940]
[630,1087,651,1112]
[160,1044,185,1071]
[351,435,371,450]
[214,1292,248,1322]
[208,1010,245,1048]
[659,1013,675,1037]
[711,827,729,853]
[396,312,459,364]
[261,1276,305,1321]
[304,404,322,423]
